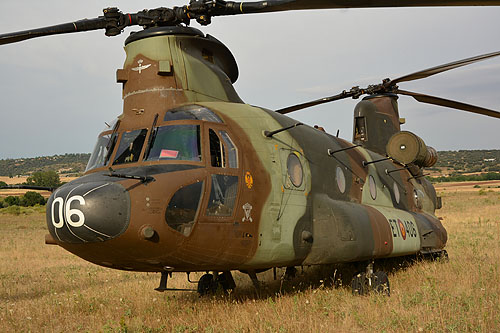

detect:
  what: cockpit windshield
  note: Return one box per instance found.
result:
[85,132,118,172]
[113,129,148,165]
[145,125,202,162]
[164,105,222,123]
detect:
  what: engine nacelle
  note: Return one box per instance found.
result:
[386,131,438,168]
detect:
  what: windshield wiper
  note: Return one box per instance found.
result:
[143,113,159,160]
[107,167,155,185]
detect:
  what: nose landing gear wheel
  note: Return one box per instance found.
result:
[197,273,216,295]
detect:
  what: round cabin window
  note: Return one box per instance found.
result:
[287,153,303,187]
[369,175,377,200]
[336,167,346,193]
[394,182,400,204]
[414,189,424,209]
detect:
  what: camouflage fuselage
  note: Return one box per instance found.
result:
[46,27,447,273]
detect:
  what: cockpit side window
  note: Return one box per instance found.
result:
[113,129,148,165]
[206,175,238,217]
[219,131,238,168]
[209,129,225,168]
[145,125,201,162]
[85,132,118,172]
[165,181,204,237]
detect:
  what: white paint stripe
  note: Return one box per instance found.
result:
[84,225,111,238]
[63,184,83,223]
[64,184,83,204]
[64,184,86,242]
[123,87,183,99]
[83,183,110,197]
[65,224,87,243]
[54,228,62,242]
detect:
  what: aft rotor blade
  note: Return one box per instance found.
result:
[396,89,500,119]
[0,18,108,46]
[229,0,500,14]
[390,50,500,85]
[275,49,500,115]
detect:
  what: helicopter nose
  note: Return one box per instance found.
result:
[46,181,130,244]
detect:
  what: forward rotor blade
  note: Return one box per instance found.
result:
[4,1,500,45]
[0,18,107,46]
[396,89,500,118]
[230,0,500,14]
[391,50,500,85]
[275,89,357,114]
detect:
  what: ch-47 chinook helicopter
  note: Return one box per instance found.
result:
[2,0,500,296]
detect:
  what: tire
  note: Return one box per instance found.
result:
[197,274,216,296]
[216,272,236,292]
[373,271,390,296]
[351,272,367,295]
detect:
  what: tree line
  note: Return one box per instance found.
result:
[0,170,62,208]
[0,191,46,208]
[427,172,500,183]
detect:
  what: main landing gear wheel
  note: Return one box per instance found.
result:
[351,262,390,296]
[421,249,449,262]
[434,250,449,262]
[197,271,236,296]
[351,272,367,295]
[372,271,390,296]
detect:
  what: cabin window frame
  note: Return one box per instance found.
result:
[112,128,149,166]
[280,149,306,191]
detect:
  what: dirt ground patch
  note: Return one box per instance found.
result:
[434,180,500,192]
[0,176,29,185]
[0,175,78,198]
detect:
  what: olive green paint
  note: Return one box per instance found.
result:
[124,35,239,103]
[198,102,311,268]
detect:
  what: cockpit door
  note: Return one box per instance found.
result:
[201,126,241,222]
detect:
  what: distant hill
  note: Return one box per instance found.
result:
[0,153,90,177]
[430,150,500,175]
[0,150,498,178]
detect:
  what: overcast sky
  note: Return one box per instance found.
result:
[1,1,499,159]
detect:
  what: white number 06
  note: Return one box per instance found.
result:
[51,195,86,229]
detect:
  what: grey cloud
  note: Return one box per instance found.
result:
[1,2,500,158]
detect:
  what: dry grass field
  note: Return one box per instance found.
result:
[0,176,78,185]
[434,180,500,193]
[0,187,499,332]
